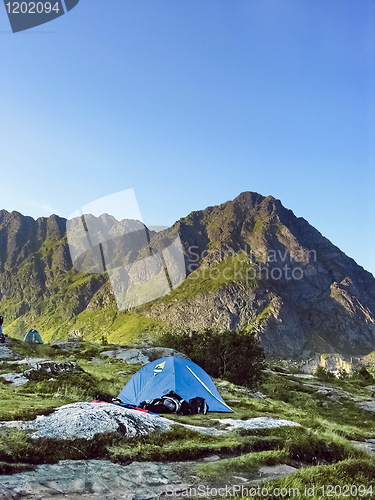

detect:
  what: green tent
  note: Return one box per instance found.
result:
[24,329,43,344]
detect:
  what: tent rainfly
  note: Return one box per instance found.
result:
[117,356,232,412]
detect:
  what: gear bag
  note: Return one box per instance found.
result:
[139,391,194,415]
[189,397,209,414]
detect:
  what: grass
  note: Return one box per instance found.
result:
[195,426,368,480]
[250,458,375,500]
[0,341,374,498]
[156,252,258,304]
[2,282,165,345]
[196,450,289,478]
[259,372,375,437]
[0,384,69,421]
[0,340,138,421]
[109,426,284,464]
[0,429,124,470]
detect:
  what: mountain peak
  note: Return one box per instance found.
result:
[1,193,375,361]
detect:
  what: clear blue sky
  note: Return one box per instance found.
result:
[0,0,374,273]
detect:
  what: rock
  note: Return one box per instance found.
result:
[0,405,301,441]
[0,459,189,500]
[101,347,189,365]
[182,424,225,436]
[258,464,298,480]
[50,341,81,351]
[352,439,375,455]
[91,357,105,363]
[4,357,48,366]
[306,384,350,403]
[0,346,18,360]
[357,400,375,413]
[213,417,301,432]
[23,361,82,379]
[229,464,298,486]
[0,372,29,386]
[202,455,221,462]
[232,475,250,483]
[101,348,149,365]
[253,391,267,399]
[143,347,190,362]
[301,353,363,376]
[6,402,173,440]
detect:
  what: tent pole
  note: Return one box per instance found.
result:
[131,373,157,404]
[186,366,232,411]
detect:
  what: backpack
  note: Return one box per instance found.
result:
[189,397,209,415]
[162,391,193,416]
[139,391,193,415]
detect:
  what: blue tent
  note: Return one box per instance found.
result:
[24,329,43,344]
[118,356,232,412]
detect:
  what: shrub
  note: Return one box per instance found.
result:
[161,329,266,388]
[315,366,335,382]
[352,367,375,385]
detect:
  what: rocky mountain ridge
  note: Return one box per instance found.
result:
[0,192,375,361]
[142,192,375,359]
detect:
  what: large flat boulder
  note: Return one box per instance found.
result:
[8,402,172,440]
[0,459,188,500]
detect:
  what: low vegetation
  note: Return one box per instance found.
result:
[160,329,266,388]
[156,253,258,304]
[0,340,374,499]
[251,459,375,500]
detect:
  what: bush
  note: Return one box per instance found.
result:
[160,329,265,388]
[315,366,335,382]
[352,367,375,385]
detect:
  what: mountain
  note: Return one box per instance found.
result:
[1,193,375,360]
[143,192,375,358]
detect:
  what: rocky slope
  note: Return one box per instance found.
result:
[1,192,375,360]
[140,192,375,359]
